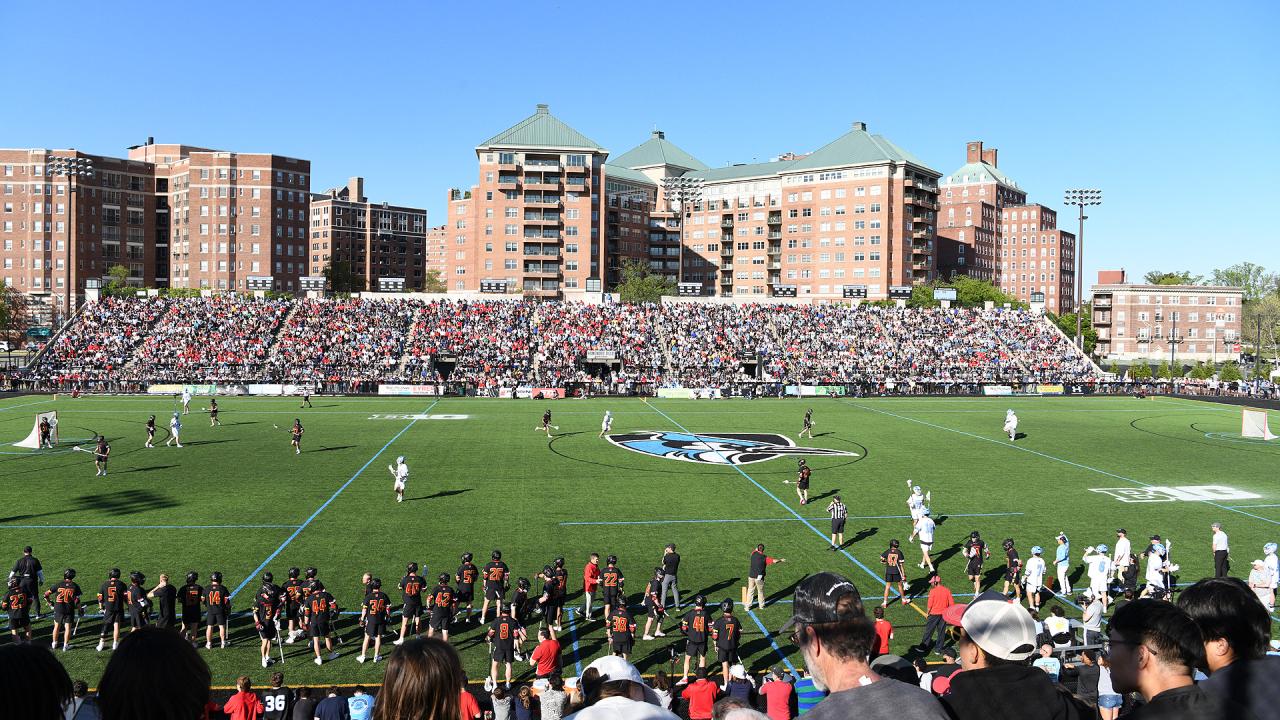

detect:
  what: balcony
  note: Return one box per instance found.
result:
[565,163,588,174]
[721,249,734,257]
[720,275,733,285]
[564,182,589,194]
[912,240,932,251]
[721,220,734,228]
[523,215,562,226]
[525,288,561,298]
[722,263,734,271]
[768,231,782,239]
[1094,298,1112,308]
[768,262,781,270]
[525,160,561,171]
[525,179,561,191]
[767,214,782,224]
[523,267,562,278]
[908,196,938,210]
[912,261,931,270]
[911,215,930,224]
[498,162,520,172]
[525,197,561,207]
[497,180,520,191]
[912,230,932,240]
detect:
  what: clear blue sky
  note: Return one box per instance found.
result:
[2,0,1275,285]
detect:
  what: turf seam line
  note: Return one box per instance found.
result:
[566,606,584,677]
[559,512,1023,526]
[643,400,929,619]
[228,399,439,599]
[744,607,798,679]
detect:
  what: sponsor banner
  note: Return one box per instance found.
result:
[656,388,723,399]
[983,385,1014,396]
[1037,384,1065,396]
[784,385,847,397]
[586,350,618,362]
[377,384,441,396]
[531,388,567,399]
[147,384,184,395]
[606,431,859,465]
[498,388,516,399]
[247,384,309,396]
[185,384,220,396]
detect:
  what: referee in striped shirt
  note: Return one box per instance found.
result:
[827,495,848,550]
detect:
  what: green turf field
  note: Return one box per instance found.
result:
[1,393,1277,688]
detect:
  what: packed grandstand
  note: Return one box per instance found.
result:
[18,295,1100,393]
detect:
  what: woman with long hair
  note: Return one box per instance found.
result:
[373,636,462,720]
[97,627,211,720]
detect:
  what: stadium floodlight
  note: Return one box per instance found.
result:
[1063,189,1103,351]
[661,176,705,291]
[47,156,96,320]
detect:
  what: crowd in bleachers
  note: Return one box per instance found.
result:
[22,296,1101,392]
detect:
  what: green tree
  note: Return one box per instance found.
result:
[1210,262,1276,302]
[1107,361,1122,376]
[907,284,938,308]
[422,269,447,294]
[323,261,363,294]
[106,264,130,290]
[616,260,675,304]
[0,282,27,347]
[1156,359,1172,379]
[1188,361,1213,380]
[1143,270,1202,285]
[1050,303,1098,356]
[1130,361,1152,380]
[1219,361,1243,382]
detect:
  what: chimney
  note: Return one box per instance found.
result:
[966,141,984,164]
[652,130,665,139]
[536,103,549,114]
[851,121,867,132]
[1097,269,1127,285]
[348,176,365,202]
[147,136,154,146]
[981,148,998,167]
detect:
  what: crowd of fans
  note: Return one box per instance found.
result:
[22,296,1102,392]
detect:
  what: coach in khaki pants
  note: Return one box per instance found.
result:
[746,544,785,610]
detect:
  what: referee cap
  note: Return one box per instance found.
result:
[780,571,864,632]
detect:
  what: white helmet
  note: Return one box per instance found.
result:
[1265,542,1278,555]
[396,456,405,465]
[912,485,921,494]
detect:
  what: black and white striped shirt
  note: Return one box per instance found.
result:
[827,500,847,520]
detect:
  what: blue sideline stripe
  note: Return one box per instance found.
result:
[842,400,1280,529]
[567,607,584,677]
[644,401,896,592]
[229,400,439,598]
[0,524,300,530]
[560,512,1023,527]
[745,607,798,679]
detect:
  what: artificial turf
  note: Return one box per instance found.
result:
[1,393,1276,687]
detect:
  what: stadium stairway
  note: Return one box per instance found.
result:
[22,299,90,368]
[1040,312,1106,375]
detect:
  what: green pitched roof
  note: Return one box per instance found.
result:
[941,161,1021,190]
[611,131,708,171]
[479,104,604,151]
[603,163,656,186]
[786,122,935,173]
[682,159,792,182]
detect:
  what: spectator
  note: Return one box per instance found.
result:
[371,637,462,720]
[791,668,824,715]
[224,676,265,720]
[1177,577,1280,719]
[757,668,792,720]
[681,667,720,720]
[872,606,892,656]
[711,697,752,719]
[928,647,961,696]
[291,688,317,720]
[1065,649,1100,705]
[459,671,481,720]
[920,574,954,656]
[940,591,1092,720]
[782,572,945,719]
[1031,644,1062,683]
[347,687,373,720]
[1096,653,1121,720]
[513,686,534,720]
[530,627,562,679]
[1107,598,1252,719]
[566,655,678,719]
[67,679,100,720]
[490,685,512,720]
[0,643,72,720]
[540,675,569,720]
[724,665,754,705]
[650,671,672,711]
[315,688,351,720]
[96,626,211,720]
[1080,594,1104,646]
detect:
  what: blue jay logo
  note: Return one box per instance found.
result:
[605,431,858,466]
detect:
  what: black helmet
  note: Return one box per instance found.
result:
[491,549,502,560]
[554,557,565,568]
[288,567,300,579]
[210,571,223,584]
[720,599,734,613]
[109,568,121,579]
[263,572,274,584]
[7,578,18,589]
[130,571,145,584]
[370,578,381,590]
[889,539,900,548]
[542,565,553,576]
[149,414,155,421]
[607,555,618,565]
[312,580,324,592]
[798,459,806,466]
[1003,539,1015,551]
[186,571,198,584]
[517,577,531,591]
[438,573,450,584]
[461,552,473,563]
[64,569,76,580]
[970,531,980,539]
[407,562,418,574]
[694,595,706,607]
[305,567,317,579]
[654,566,664,576]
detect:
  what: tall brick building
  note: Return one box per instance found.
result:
[937,141,1076,313]
[1091,269,1244,363]
[308,177,427,291]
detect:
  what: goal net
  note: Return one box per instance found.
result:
[14,410,59,449]
[1242,408,1277,441]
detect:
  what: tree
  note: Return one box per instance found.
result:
[1188,361,1214,380]
[1219,361,1243,382]
[907,276,1023,309]
[0,282,27,347]
[323,261,362,294]
[1050,302,1098,356]
[1130,361,1152,380]
[1209,262,1277,302]
[106,264,130,290]
[422,269,446,294]
[616,259,675,304]
[1155,359,1173,379]
[1143,270,1202,286]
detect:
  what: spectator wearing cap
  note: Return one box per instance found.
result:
[782,572,946,719]
[680,667,719,720]
[1112,529,1131,582]
[567,655,679,720]
[1177,577,1280,719]
[1107,598,1254,719]
[928,647,961,696]
[940,591,1092,720]
[920,574,954,656]
[756,668,792,720]
[1211,523,1229,577]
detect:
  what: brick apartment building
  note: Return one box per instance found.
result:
[936,141,1076,313]
[0,148,159,324]
[1091,269,1244,364]
[425,225,448,283]
[308,177,427,291]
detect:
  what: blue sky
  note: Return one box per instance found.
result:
[2,0,1275,284]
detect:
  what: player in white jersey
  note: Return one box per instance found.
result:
[165,412,183,448]
[1023,546,1047,611]
[1263,542,1278,611]
[181,390,192,415]
[1082,544,1112,611]
[1111,529,1131,582]
[599,411,613,438]
[906,481,928,527]
[389,456,409,503]
[1003,409,1018,441]
[909,508,936,572]
[1143,541,1168,598]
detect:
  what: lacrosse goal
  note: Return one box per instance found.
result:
[1242,408,1277,441]
[14,411,58,448]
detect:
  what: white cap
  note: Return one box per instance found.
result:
[583,655,661,704]
[729,664,747,679]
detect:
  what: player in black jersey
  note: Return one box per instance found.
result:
[455,553,479,622]
[964,531,990,596]
[601,555,624,619]
[2,577,33,644]
[550,557,568,631]
[204,571,231,649]
[291,419,304,455]
[480,550,509,624]
[800,408,815,439]
[262,672,294,720]
[39,416,53,449]
[178,571,203,644]
[607,603,636,660]
[788,459,811,505]
[304,580,339,665]
[511,577,532,627]
[44,568,82,652]
[641,567,667,641]
[125,571,151,630]
[357,578,391,664]
[93,435,111,477]
[145,414,157,448]
[711,598,742,683]
[535,408,557,437]
[282,567,306,644]
[208,398,220,427]
[486,605,525,689]
[395,562,425,645]
[677,595,710,684]
[254,573,281,668]
[427,574,457,641]
[304,566,320,595]
[536,567,560,628]
[97,568,127,652]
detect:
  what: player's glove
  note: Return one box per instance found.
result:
[255,622,264,631]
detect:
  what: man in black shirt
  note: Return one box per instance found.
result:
[601,555,624,619]
[93,435,110,477]
[149,573,177,629]
[262,672,294,720]
[255,573,281,668]
[10,546,42,614]
[145,414,157,448]
[44,568,81,651]
[480,549,508,624]
[660,543,681,610]
[396,562,425,645]
[678,595,710,684]
[178,571,204,644]
[536,565,561,629]
[641,567,667,641]
[550,557,568,631]
[125,571,151,630]
[282,567,305,643]
[607,603,636,660]
[97,568,127,652]
[304,580,339,665]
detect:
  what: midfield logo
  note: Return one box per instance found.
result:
[606,431,859,466]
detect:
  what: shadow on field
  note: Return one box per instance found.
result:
[1014,432,1028,440]
[847,527,878,545]
[313,445,356,453]
[407,489,472,502]
[932,543,964,566]
[808,489,839,503]
[181,439,237,447]
[74,489,175,516]
[118,464,180,474]
[766,576,808,606]
[693,578,741,600]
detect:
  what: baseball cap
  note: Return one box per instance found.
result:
[583,655,663,704]
[942,590,1037,661]
[780,572,864,631]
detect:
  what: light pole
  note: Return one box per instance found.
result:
[661,176,704,291]
[47,155,94,325]
[1169,310,1183,389]
[1063,189,1102,350]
